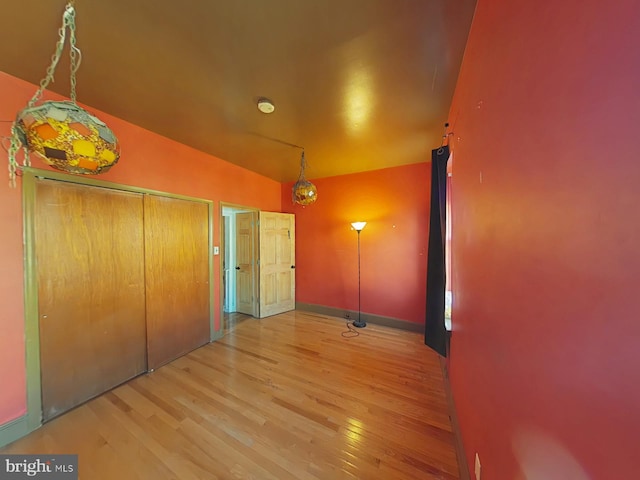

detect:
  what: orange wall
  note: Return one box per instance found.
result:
[0,71,281,425]
[448,1,640,478]
[282,163,430,324]
[0,146,25,426]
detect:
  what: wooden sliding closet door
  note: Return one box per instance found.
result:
[144,195,210,369]
[36,179,147,421]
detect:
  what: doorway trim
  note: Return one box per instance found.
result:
[19,167,215,441]
[219,202,260,333]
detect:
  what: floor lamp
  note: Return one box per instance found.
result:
[351,222,367,328]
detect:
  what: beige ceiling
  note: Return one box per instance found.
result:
[0,0,476,182]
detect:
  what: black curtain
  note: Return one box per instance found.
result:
[425,145,449,357]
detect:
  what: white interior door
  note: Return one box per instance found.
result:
[235,211,257,316]
[259,212,295,318]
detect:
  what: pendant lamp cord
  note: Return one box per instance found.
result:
[297,150,307,181]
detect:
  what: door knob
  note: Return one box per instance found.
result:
[291,265,296,269]
[236,266,241,270]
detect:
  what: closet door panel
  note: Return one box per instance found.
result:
[36,179,147,421]
[144,195,210,369]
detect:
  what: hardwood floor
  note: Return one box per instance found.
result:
[1,310,459,479]
[223,311,253,334]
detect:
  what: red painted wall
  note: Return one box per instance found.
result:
[282,163,430,324]
[448,1,640,478]
[0,71,281,426]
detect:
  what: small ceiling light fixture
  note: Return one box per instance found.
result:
[292,150,318,206]
[7,1,119,186]
[257,97,275,114]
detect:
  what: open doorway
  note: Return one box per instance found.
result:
[220,203,259,333]
[220,204,297,333]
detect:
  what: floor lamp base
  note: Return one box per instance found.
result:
[352,320,367,328]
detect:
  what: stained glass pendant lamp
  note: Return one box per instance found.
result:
[292,150,318,206]
[8,1,120,186]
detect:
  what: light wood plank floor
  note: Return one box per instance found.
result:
[1,310,459,479]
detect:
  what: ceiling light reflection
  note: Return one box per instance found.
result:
[344,67,374,136]
[343,417,365,445]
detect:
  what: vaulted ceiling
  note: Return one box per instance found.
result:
[0,0,476,182]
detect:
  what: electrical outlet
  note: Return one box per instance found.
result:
[344,312,351,319]
[474,453,481,480]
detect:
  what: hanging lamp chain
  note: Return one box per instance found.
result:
[297,150,307,181]
[29,1,80,107]
[9,1,80,187]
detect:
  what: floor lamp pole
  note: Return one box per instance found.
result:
[352,225,366,328]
